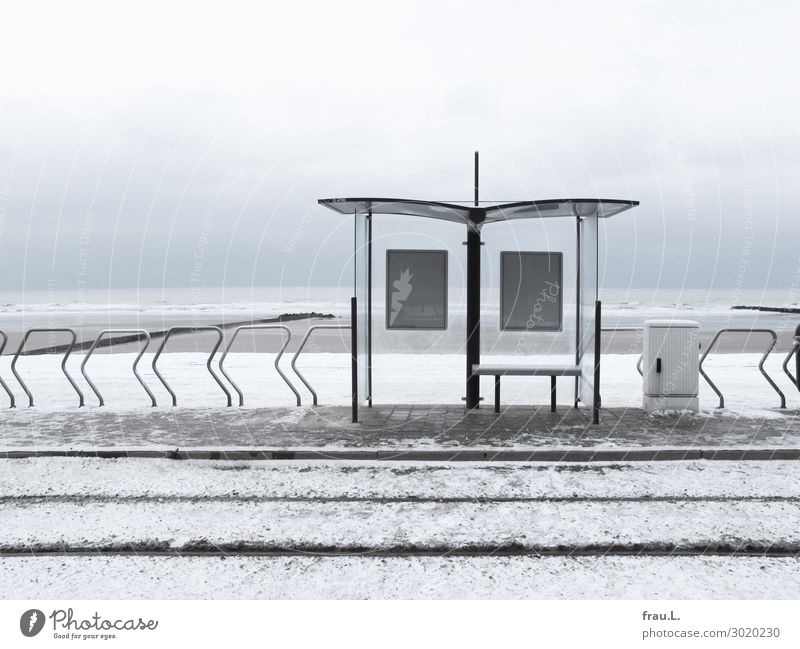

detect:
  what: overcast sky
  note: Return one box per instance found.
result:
[1,0,798,298]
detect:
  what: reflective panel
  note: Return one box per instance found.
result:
[320,198,472,226]
[500,252,563,332]
[320,197,637,227]
[483,199,637,225]
[385,250,448,330]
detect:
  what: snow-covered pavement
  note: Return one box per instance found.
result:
[2,457,799,500]
[4,499,800,552]
[1,458,799,598]
[3,555,799,599]
[1,347,798,599]
[0,351,796,413]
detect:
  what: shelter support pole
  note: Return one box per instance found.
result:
[575,216,581,408]
[593,299,601,424]
[466,225,481,409]
[351,296,358,423]
[367,208,373,407]
[466,151,481,409]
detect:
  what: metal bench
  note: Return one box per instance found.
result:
[472,364,582,413]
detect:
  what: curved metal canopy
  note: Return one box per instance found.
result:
[319,197,638,228]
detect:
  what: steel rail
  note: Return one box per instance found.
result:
[151,326,231,407]
[10,328,84,407]
[217,324,300,407]
[0,331,15,407]
[699,328,785,409]
[291,325,351,406]
[80,329,155,407]
[599,325,645,378]
[4,545,800,558]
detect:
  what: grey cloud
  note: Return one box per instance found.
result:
[1,0,799,297]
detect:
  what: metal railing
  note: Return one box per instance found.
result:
[10,328,85,407]
[218,324,301,407]
[699,328,785,409]
[0,330,15,408]
[598,326,646,381]
[80,329,156,407]
[623,327,795,406]
[291,324,351,406]
[151,326,231,407]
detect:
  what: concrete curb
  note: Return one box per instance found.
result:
[1,447,800,461]
[2,543,800,557]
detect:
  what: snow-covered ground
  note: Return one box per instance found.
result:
[0,303,797,599]
[0,351,796,416]
[2,555,798,599]
[1,459,798,551]
[1,458,800,598]
[2,457,798,500]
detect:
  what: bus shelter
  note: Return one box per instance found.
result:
[319,163,637,422]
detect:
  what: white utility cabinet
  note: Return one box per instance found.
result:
[642,319,700,412]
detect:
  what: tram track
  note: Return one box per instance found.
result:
[2,543,800,558]
[2,494,800,505]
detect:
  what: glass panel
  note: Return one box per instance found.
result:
[354,212,370,403]
[321,199,471,225]
[578,216,599,405]
[321,198,637,225]
[482,199,638,224]
[370,216,465,404]
[482,216,575,359]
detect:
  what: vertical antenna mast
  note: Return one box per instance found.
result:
[466,151,482,408]
[474,150,479,206]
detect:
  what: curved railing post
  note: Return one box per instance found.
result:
[291,324,351,406]
[80,329,156,407]
[699,328,786,409]
[151,326,231,407]
[756,331,785,408]
[699,330,725,408]
[783,345,798,390]
[217,324,301,407]
[0,331,15,408]
[10,328,84,407]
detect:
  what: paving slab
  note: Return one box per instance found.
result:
[0,405,799,452]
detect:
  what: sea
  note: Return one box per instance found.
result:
[0,286,797,354]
